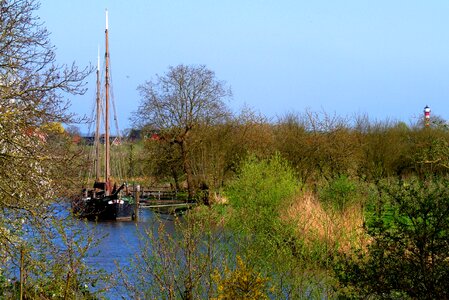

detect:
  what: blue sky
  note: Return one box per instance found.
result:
[39,1,449,133]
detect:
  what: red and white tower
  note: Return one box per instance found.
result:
[424,105,431,127]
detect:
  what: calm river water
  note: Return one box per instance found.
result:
[82,208,177,299]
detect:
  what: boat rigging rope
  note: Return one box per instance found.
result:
[79,45,130,188]
[81,91,98,186]
[105,55,127,182]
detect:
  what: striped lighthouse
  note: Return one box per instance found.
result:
[424,105,431,127]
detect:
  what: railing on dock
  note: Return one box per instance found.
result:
[128,186,195,213]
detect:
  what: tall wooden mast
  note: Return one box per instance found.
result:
[95,49,101,182]
[104,9,111,194]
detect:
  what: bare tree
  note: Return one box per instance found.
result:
[135,64,231,198]
[0,0,97,297]
[0,0,91,210]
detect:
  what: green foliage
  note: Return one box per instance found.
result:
[0,270,16,299]
[224,155,335,298]
[319,175,359,211]
[30,217,106,298]
[336,177,449,299]
[0,214,106,299]
[212,256,271,300]
[141,135,184,186]
[226,153,299,220]
[119,210,231,299]
[225,154,300,262]
[409,130,449,176]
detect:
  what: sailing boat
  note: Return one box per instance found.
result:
[72,10,135,221]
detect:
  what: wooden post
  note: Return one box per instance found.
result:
[134,184,140,222]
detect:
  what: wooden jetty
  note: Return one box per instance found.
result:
[130,186,196,214]
[140,200,196,214]
[140,201,196,214]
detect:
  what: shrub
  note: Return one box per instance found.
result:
[119,211,230,300]
[335,177,449,299]
[319,174,359,211]
[225,155,336,298]
[224,154,300,260]
[212,256,270,300]
[225,153,299,223]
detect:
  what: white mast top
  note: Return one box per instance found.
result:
[97,46,100,71]
[105,9,109,30]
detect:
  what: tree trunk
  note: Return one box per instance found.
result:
[171,167,181,191]
[180,140,195,200]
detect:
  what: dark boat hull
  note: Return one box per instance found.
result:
[80,198,135,221]
[73,196,135,221]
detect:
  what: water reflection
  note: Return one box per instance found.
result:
[83,209,177,298]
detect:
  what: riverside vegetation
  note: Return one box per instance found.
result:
[94,110,449,299]
[1,0,449,298]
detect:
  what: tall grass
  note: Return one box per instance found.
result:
[283,191,368,261]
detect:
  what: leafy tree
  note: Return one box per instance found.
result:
[6,215,107,299]
[188,123,237,196]
[225,154,299,236]
[142,133,184,189]
[232,107,276,160]
[188,107,276,199]
[135,64,232,198]
[336,177,449,299]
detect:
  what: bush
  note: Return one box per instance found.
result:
[225,153,299,210]
[212,256,270,300]
[319,175,359,211]
[225,155,336,298]
[335,177,449,299]
[225,154,300,245]
[119,211,231,299]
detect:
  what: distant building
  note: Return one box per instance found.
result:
[81,135,121,146]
